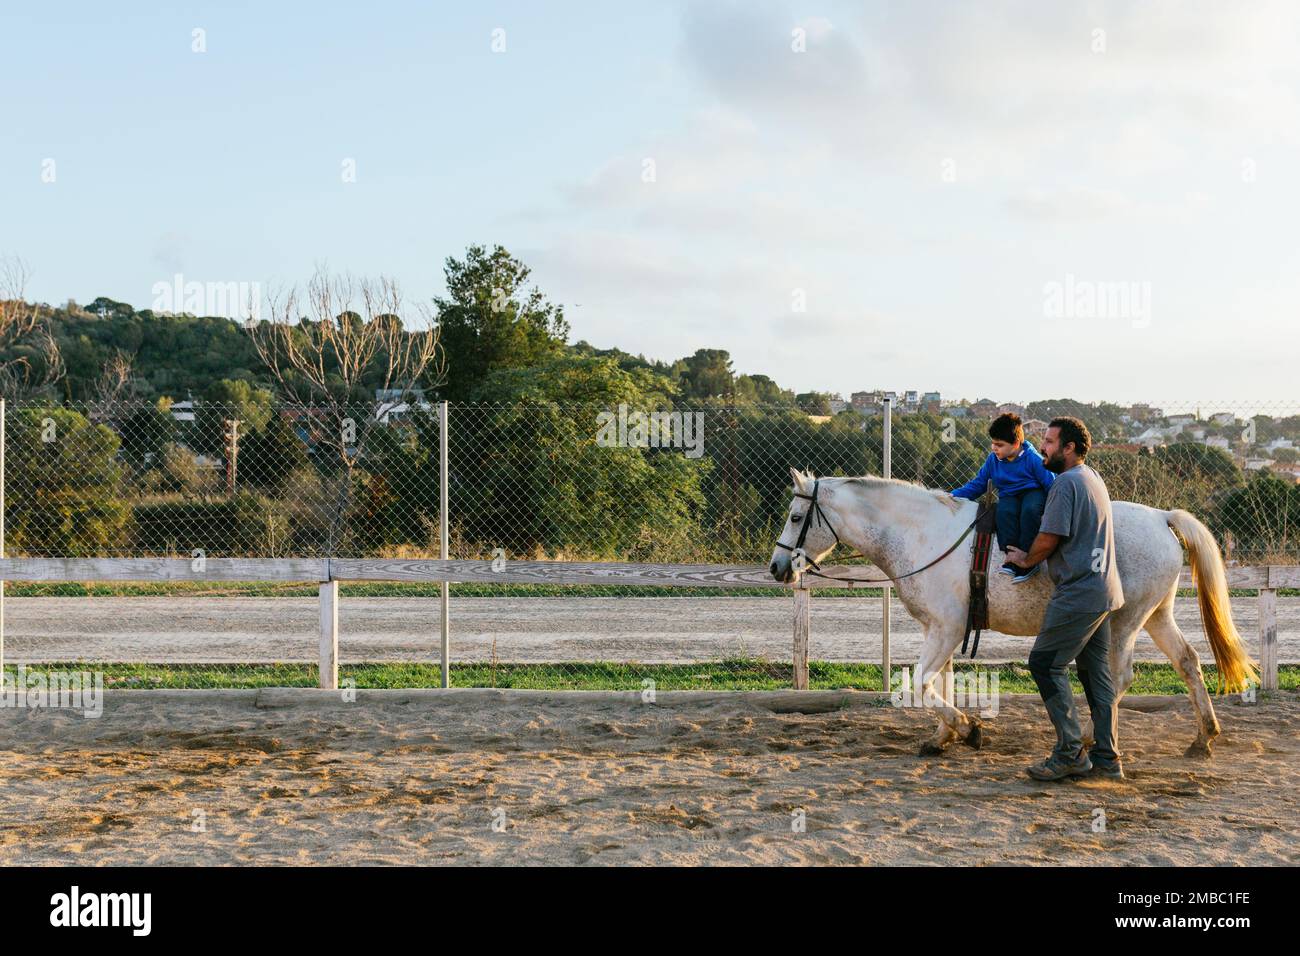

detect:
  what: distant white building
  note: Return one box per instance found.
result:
[375,400,431,425]
[169,400,196,423]
[1135,427,1169,449]
[1210,412,1236,426]
[374,388,431,424]
[1205,437,1231,450]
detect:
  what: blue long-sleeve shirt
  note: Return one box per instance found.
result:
[951,443,1056,500]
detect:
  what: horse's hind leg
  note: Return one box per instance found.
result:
[1144,596,1221,758]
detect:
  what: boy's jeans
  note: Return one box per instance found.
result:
[996,488,1046,553]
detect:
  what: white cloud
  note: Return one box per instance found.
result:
[516,0,1300,398]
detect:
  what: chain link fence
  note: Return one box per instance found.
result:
[4,398,1298,688]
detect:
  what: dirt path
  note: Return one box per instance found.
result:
[5,595,1298,664]
[0,689,1294,865]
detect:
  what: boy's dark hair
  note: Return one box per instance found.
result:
[988,413,1023,444]
[1048,416,1091,458]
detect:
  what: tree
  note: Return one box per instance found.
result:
[1154,443,1242,487]
[249,271,443,408]
[1027,399,1129,442]
[1214,473,1300,560]
[0,256,64,399]
[673,349,735,400]
[247,269,444,553]
[238,414,310,491]
[795,391,834,415]
[87,350,139,425]
[150,442,204,495]
[118,401,177,467]
[5,407,130,555]
[456,354,707,560]
[433,245,568,401]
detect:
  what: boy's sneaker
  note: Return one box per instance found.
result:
[998,562,1021,577]
[1011,563,1041,584]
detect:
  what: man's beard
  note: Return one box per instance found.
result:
[1044,451,1068,473]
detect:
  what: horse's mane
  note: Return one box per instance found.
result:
[841,475,964,514]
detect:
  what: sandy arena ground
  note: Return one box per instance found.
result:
[6,594,1298,663]
[0,688,1295,865]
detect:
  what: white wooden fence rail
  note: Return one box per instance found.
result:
[0,558,1283,693]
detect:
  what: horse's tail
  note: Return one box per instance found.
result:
[1166,509,1259,693]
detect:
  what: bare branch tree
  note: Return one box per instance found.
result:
[249,271,444,410]
[88,350,139,425]
[0,256,64,400]
[245,268,446,553]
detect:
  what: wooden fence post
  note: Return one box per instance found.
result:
[1259,585,1278,692]
[793,582,811,690]
[319,580,339,690]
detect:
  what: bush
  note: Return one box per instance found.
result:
[6,406,132,556]
[131,493,285,555]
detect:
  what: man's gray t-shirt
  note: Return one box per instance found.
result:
[1038,463,1125,612]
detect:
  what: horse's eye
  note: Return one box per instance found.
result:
[791,513,803,524]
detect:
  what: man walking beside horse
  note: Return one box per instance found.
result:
[1006,417,1127,781]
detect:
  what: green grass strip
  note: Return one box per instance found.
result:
[7,582,1297,599]
[3,661,1296,694]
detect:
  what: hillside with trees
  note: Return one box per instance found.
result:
[0,245,1296,561]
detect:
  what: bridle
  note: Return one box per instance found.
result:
[774,478,979,585]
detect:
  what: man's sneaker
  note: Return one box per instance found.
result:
[998,562,1021,577]
[1025,752,1092,781]
[1011,563,1041,584]
[1089,760,1126,780]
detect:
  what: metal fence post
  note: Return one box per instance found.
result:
[881,395,891,692]
[0,397,5,680]
[439,400,450,689]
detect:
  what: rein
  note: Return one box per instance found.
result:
[774,478,977,586]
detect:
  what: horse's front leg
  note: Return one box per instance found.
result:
[914,627,980,755]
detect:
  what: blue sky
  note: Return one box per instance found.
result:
[3,1,1298,405]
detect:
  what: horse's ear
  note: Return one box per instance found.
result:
[789,466,807,492]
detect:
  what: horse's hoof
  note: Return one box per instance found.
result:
[962,722,984,750]
[918,741,946,756]
[1184,740,1213,759]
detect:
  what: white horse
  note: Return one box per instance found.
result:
[768,468,1257,758]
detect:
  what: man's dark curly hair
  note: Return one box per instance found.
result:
[1048,416,1091,458]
